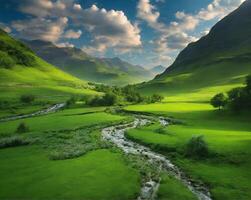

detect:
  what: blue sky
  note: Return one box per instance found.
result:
[0,0,245,68]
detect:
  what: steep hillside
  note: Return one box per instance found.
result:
[0,29,98,104]
[140,0,251,102]
[24,40,152,85]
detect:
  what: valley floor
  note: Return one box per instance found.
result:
[0,102,250,200]
[125,103,251,200]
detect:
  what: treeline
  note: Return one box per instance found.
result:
[86,84,164,106]
[210,75,251,112]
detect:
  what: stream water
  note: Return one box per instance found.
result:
[0,103,65,122]
[102,117,212,200]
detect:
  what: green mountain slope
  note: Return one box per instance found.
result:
[24,40,153,85]
[140,0,251,102]
[0,29,98,103]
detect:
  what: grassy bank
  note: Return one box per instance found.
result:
[125,103,251,200]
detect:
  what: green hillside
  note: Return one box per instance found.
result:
[139,0,251,102]
[24,40,153,85]
[0,29,99,116]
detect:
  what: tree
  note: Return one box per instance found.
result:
[87,92,118,106]
[210,93,227,110]
[245,75,251,95]
[66,96,77,107]
[102,92,118,106]
[150,94,164,103]
[228,87,243,101]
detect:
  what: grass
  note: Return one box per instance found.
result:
[124,102,251,200]
[157,174,197,200]
[0,106,142,200]
[0,107,126,135]
[0,29,100,109]
[138,61,251,102]
[0,146,140,200]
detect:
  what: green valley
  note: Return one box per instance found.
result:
[1,0,251,200]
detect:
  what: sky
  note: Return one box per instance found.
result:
[0,0,245,68]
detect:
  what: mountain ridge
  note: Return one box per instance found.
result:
[139,0,251,102]
[24,39,153,85]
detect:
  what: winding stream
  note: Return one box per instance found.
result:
[0,103,65,122]
[102,117,212,200]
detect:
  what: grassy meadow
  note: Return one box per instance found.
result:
[125,102,251,200]
[0,107,143,200]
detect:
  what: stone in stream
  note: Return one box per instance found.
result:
[102,116,212,200]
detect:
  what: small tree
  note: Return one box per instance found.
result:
[151,94,164,103]
[66,96,77,107]
[210,93,227,110]
[0,51,15,69]
[20,94,35,104]
[185,135,209,159]
[16,122,29,133]
[102,92,118,106]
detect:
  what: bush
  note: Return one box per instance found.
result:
[0,51,15,68]
[87,92,118,106]
[0,100,10,109]
[16,122,30,133]
[0,136,29,148]
[66,96,77,107]
[150,94,164,103]
[20,94,35,104]
[185,135,209,159]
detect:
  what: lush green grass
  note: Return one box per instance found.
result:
[0,29,100,106]
[0,146,140,200]
[157,174,196,200]
[125,103,251,200]
[0,104,46,118]
[138,61,251,102]
[0,107,127,135]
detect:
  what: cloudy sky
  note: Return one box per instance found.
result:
[0,0,245,68]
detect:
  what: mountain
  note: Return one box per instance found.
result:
[0,29,98,104]
[150,65,166,75]
[24,40,153,85]
[140,0,251,102]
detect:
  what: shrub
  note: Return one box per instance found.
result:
[66,96,77,107]
[87,92,118,106]
[16,122,30,133]
[0,51,15,68]
[20,94,35,104]
[0,136,29,148]
[150,94,164,103]
[185,135,209,159]
[210,93,227,110]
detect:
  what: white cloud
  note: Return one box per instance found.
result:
[19,0,66,17]
[198,0,245,21]
[56,42,74,48]
[0,23,12,33]
[73,3,82,11]
[137,0,160,25]
[14,0,141,54]
[137,0,244,65]
[64,29,82,39]
[12,17,68,42]
[75,5,142,53]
